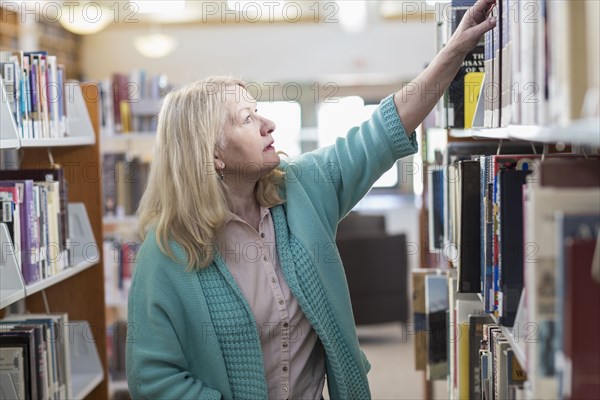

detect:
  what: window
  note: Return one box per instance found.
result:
[258,101,302,158]
[317,96,399,188]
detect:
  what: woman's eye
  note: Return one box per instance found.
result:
[244,115,251,123]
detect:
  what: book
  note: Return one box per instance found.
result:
[456,297,485,398]
[547,0,589,124]
[427,165,444,250]
[497,169,531,326]
[0,323,48,400]
[447,0,485,128]
[0,328,37,400]
[562,238,600,400]
[2,168,69,271]
[457,160,481,293]
[0,180,40,285]
[425,273,449,380]
[469,314,494,399]
[2,313,71,399]
[0,186,21,271]
[0,347,25,400]
[555,213,600,400]
[412,269,434,371]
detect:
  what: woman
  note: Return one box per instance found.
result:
[126,1,496,398]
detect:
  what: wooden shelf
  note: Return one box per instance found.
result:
[25,259,98,297]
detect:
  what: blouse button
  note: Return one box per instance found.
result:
[263,255,268,261]
[278,299,284,305]
[283,366,288,372]
[283,342,288,348]
[283,322,289,328]
[261,232,265,238]
[271,277,276,284]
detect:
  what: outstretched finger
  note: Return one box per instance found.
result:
[471,13,497,39]
[469,0,496,26]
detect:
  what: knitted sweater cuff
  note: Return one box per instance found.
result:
[380,93,419,158]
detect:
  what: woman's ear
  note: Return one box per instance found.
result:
[214,153,225,170]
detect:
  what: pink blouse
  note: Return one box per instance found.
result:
[215,206,326,400]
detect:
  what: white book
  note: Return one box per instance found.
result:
[519,0,537,126]
[46,56,60,138]
[509,0,521,125]
[534,0,547,125]
[37,181,60,275]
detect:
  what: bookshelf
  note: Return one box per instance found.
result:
[0,78,96,149]
[450,122,600,147]
[417,1,600,399]
[0,82,109,399]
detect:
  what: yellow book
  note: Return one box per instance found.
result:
[458,322,471,399]
[119,101,131,133]
[464,72,484,128]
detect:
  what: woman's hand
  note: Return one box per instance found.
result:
[394,0,496,134]
[447,0,497,56]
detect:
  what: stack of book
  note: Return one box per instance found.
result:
[1,167,71,286]
[437,0,599,130]
[99,70,171,135]
[0,313,72,400]
[420,146,599,399]
[0,50,68,140]
[103,238,140,308]
[102,154,150,218]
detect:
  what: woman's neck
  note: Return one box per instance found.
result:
[225,178,261,231]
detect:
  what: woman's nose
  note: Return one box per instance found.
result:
[261,117,276,136]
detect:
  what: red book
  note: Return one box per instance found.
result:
[564,238,600,400]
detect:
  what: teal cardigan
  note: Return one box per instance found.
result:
[126,94,418,400]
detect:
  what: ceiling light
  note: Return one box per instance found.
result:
[58,1,112,35]
[133,33,178,59]
[135,0,186,14]
[337,1,367,34]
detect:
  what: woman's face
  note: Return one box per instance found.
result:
[218,85,280,181]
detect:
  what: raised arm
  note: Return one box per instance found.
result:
[283,0,496,229]
[396,0,496,134]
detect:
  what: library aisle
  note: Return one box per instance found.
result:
[1,1,599,400]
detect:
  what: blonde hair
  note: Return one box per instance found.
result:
[137,76,286,270]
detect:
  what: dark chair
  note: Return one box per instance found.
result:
[336,212,409,325]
